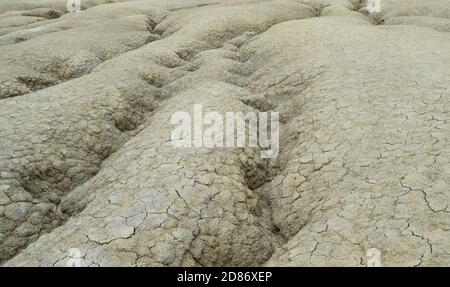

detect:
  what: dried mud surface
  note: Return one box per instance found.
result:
[1,0,450,266]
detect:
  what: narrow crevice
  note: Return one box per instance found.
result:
[16,75,54,91]
[22,9,64,20]
[169,3,220,12]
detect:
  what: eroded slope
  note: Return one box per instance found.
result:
[1,0,450,266]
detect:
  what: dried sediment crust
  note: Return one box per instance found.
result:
[2,0,450,266]
[0,0,315,265]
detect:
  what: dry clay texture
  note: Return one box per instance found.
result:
[0,0,449,266]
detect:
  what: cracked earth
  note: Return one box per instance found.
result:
[0,0,450,266]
